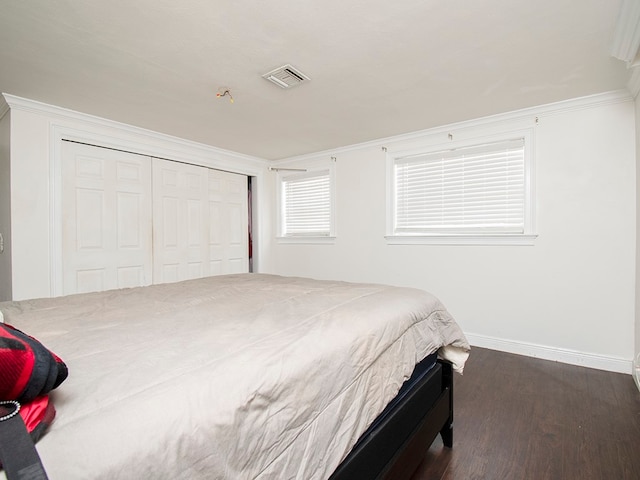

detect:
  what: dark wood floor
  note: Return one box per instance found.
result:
[410,347,640,480]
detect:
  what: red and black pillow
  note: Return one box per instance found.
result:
[0,322,68,440]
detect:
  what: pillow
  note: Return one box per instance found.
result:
[0,324,66,477]
[0,323,68,404]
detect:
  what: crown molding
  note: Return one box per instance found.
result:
[0,95,9,120]
[1,93,269,171]
[610,0,640,65]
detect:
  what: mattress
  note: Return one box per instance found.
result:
[0,273,469,479]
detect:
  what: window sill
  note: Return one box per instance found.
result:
[385,234,538,246]
[277,236,337,245]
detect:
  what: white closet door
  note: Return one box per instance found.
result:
[152,158,209,283]
[61,142,153,295]
[207,169,249,274]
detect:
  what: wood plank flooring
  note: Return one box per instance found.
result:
[410,347,640,480]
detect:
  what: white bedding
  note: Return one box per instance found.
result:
[0,274,469,480]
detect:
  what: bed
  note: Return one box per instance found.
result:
[0,273,469,480]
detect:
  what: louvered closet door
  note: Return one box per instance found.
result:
[207,169,249,274]
[152,158,210,283]
[61,141,153,295]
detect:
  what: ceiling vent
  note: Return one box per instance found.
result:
[262,64,310,89]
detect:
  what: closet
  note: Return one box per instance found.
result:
[61,141,248,295]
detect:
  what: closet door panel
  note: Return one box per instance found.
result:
[152,159,209,283]
[208,199,223,275]
[207,169,248,274]
[61,141,153,295]
[76,269,105,293]
[75,188,105,249]
[117,192,145,248]
[117,265,146,287]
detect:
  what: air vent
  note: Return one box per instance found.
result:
[262,64,310,89]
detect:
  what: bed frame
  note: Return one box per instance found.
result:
[329,360,453,480]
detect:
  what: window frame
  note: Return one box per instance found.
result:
[386,129,537,245]
[276,164,336,244]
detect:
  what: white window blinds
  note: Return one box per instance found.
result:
[282,170,331,236]
[394,139,525,234]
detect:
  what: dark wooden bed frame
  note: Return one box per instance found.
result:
[329,360,454,480]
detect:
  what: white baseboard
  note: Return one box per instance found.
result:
[465,333,633,375]
[634,354,640,392]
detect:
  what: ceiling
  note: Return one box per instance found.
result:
[0,0,632,160]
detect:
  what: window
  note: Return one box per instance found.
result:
[278,169,335,241]
[388,136,535,245]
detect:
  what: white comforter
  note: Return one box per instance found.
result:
[0,274,469,480]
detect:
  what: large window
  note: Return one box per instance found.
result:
[388,135,535,245]
[278,169,335,240]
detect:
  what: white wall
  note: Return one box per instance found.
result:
[2,95,273,301]
[0,107,11,301]
[269,93,637,373]
[9,108,51,300]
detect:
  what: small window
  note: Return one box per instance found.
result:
[279,169,334,240]
[388,137,536,245]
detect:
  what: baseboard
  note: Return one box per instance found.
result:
[465,333,632,375]
[634,354,640,392]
